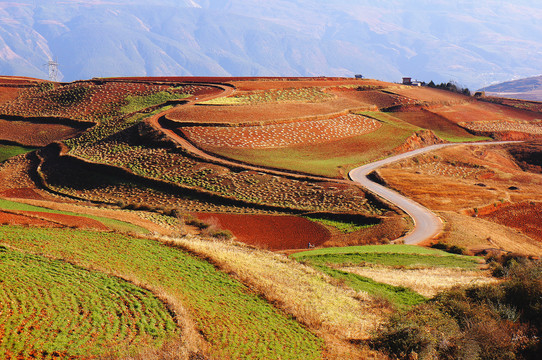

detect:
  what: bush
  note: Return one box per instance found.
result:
[372,260,542,359]
[431,241,466,255]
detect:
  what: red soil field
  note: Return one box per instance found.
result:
[390,110,477,138]
[390,86,469,104]
[168,94,379,125]
[481,202,542,243]
[0,211,62,227]
[0,119,85,146]
[434,102,541,125]
[0,188,48,201]
[0,87,23,105]
[0,209,109,230]
[193,213,331,250]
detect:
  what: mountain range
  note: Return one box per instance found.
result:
[482,75,542,101]
[1,0,541,89]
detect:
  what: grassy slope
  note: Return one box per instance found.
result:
[0,145,35,162]
[0,245,177,358]
[0,198,147,234]
[0,226,323,360]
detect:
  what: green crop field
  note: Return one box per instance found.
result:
[313,264,426,308]
[0,226,324,360]
[120,92,190,114]
[292,244,481,269]
[0,144,35,162]
[0,198,147,234]
[305,215,377,233]
[0,245,177,358]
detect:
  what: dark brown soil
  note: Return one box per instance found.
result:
[193,212,331,250]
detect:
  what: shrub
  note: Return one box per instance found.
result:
[372,260,542,359]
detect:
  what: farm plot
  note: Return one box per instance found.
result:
[0,118,85,147]
[207,111,421,177]
[0,144,35,163]
[192,213,331,250]
[0,198,146,234]
[0,226,324,360]
[183,114,381,149]
[0,82,196,123]
[289,244,482,308]
[414,161,491,180]
[0,246,177,359]
[201,87,333,105]
[68,135,377,213]
[389,110,489,142]
[481,201,542,242]
[460,120,542,136]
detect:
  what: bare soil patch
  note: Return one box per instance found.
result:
[0,211,62,227]
[0,188,48,201]
[192,213,331,250]
[0,118,85,146]
[480,201,542,243]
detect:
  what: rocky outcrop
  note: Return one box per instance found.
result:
[393,129,445,154]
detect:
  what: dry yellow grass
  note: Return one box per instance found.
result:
[439,211,542,255]
[163,235,383,339]
[339,265,498,298]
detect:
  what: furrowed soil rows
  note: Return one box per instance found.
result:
[461,120,542,136]
[0,246,177,359]
[0,226,324,360]
[193,213,331,250]
[183,114,381,149]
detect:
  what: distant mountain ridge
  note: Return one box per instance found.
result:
[1,0,542,89]
[481,76,542,102]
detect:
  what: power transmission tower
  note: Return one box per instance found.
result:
[45,59,60,82]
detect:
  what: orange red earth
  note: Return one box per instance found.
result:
[192,212,330,250]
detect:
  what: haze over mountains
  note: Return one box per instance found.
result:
[1,0,541,89]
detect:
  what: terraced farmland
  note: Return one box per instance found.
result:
[183,114,381,149]
[201,87,333,105]
[0,81,196,123]
[461,120,542,136]
[65,135,376,213]
[0,246,177,359]
[0,226,324,360]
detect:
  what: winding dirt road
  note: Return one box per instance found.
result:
[349,141,520,244]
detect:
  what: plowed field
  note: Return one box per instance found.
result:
[184,114,381,149]
[481,201,542,243]
[193,213,331,250]
[0,119,86,146]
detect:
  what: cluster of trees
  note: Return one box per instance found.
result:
[372,256,542,359]
[427,80,471,96]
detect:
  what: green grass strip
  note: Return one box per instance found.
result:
[0,198,147,234]
[304,216,376,234]
[0,144,35,162]
[0,226,324,360]
[292,245,480,270]
[313,264,426,309]
[0,245,177,358]
[121,92,190,114]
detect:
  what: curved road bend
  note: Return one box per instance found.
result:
[349,141,520,245]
